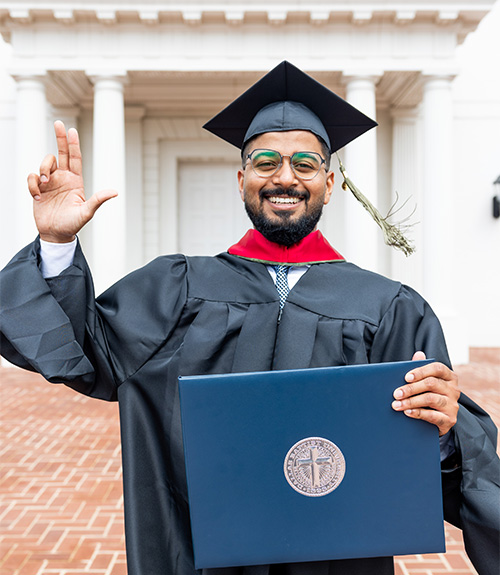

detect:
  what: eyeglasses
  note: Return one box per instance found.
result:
[245,149,326,180]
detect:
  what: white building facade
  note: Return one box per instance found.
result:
[0,0,499,365]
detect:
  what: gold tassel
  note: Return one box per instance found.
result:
[336,153,416,257]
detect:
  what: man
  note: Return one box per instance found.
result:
[1,62,498,575]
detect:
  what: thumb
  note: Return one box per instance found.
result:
[412,350,427,361]
[85,189,118,218]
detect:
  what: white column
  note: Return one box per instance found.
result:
[390,107,422,290]
[125,107,146,273]
[421,74,467,364]
[88,73,127,294]
[13,74,48,251]
[342,74,380,272]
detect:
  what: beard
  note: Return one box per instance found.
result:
[244,186,325,247]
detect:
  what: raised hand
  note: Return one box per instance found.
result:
[392,351,460,436]
[27,120,117,243]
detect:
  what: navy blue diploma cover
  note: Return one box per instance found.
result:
[179,360,445,569]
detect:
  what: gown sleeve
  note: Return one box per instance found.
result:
[0,238,188,402]
[370,284,500,575]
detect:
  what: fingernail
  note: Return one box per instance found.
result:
[392,401,402,409]
[405,373,415,382]
[404,409,414,415]
[394,389,403,399]
[34,195,41,201]
[40,175,48,183]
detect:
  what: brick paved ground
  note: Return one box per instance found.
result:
[1,350,499,575]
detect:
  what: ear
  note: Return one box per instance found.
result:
[323,170,334,205]
[237,169,245,201]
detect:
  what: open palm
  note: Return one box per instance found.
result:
[28,121,117,243]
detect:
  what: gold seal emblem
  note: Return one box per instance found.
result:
[284,437,346,497]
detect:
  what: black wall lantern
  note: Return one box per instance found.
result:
[494,176,500,219]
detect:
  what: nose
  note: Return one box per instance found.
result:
[271,156,299,187]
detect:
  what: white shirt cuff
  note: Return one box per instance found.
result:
[39,238,78,278]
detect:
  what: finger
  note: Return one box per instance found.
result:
[67,128,83,175]
[392,391,449,413]
[83,189,118,219]
[394,376,459,403]
[395,377,443,399]
[400,407,455,437]
[27,173,41,200]
[412,350,426,361]
[54,120,70,171]
[405,361,456,385]
[394,362,459,401]
[39,154,58,182]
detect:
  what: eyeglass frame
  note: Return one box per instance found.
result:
[244,148,327,181]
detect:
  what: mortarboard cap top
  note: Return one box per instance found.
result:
[203,61,377,153]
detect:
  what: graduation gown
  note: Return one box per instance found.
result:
[1,238,499,575]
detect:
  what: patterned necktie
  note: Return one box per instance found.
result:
[273,265,290,319]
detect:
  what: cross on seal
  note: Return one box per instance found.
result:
[297,446,332,488]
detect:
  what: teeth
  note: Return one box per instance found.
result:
[268,196,301,204]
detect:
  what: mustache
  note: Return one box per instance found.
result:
[259,187,309,201]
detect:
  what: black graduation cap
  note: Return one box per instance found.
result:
[203,61,377,153]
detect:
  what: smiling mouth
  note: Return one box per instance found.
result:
[267,196,303,205]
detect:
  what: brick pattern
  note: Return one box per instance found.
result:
[0,369,126,575]
[1,357,499,575]
[469,347,500,366]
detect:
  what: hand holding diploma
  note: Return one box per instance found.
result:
[393,351,460,437]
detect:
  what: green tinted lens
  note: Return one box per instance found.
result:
[251,150,281,174]
[291,152,321,176]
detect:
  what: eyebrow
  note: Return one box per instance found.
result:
[293,152,319,158]
[253,150,279,157]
